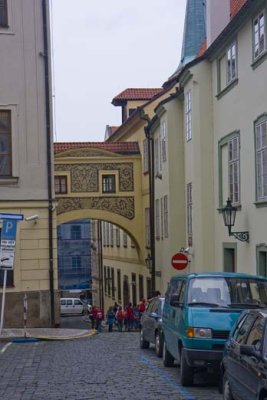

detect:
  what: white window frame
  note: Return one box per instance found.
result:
[145,208,150,247]
[155,199,160,239]
[160,197,163,240]
[187,183,192,242]
[116,227,120,247]
[253,11,265,60]
[226,41,237,84]
[163,195,168,238]
[143,138,149,173]
[228,136,240,205]
[256,119,267,201]
[161,121,167,162]
[185,90,192,142]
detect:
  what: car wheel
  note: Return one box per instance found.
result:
[163,341,174,367]
[180,348,194,387]
[140,328,149,349]
[222,372,234,400]
[155,332,163,357]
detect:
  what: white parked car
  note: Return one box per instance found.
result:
[60,298,85,315]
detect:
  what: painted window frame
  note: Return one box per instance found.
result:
[71,225,81,240]
[256,245,267,277]
[115,227,120,247]
[185,90,192,142]
[155,198,160,240]
[226,41,237,84]
[255,114,267,202]
[253,10,266,61]
[123,231,127,247]
[102,174,115,193]
[145,207,150,248]
[55,175,67,194]
[228,135,240,205]
[218,131,241,207]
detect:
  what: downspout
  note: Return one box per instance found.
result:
[42,0,55,326]
[140,110,155,294]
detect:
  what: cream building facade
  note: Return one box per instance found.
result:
[0,0,58,328]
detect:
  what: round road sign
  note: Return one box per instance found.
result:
[171,252,188,270]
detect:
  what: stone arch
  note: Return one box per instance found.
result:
[56,208,144,261]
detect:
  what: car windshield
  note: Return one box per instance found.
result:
[187,277,267,307]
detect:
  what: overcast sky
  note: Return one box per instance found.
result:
[51,0,187,143]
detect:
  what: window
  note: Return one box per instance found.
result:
[71,225,81,240]
[163,195,168,238]
[187,183,192,244]
[227,42,237,84]
[104,266,107,294]
[116,227,120,247]
[117,269,121,302]
[107,267,111,296]
[128,108,136,116]
[229,136,240,204]
[111,268,115,299]
[154,137,162,177]
[72,256,81,269]
[185,90,192,141]
[0,110,11,176]
[255,119,267,201]
[145,208,150,247]
[0,0,8,28]
[160,198,163,240]
[132,273,136,305]
[253,11,265,60]
[55,176,67,194]
[155,199,160,239]
[246,317,264,347]
[257,245,267,277]
[218,132,240,207]
[139,274,144,301]
[110,224,114,247]
[161,121,167,162]
[102,175,115,193]
[143,139,149,173]
[123,231,127,247]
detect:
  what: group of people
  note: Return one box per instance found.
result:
[89,299,147,333]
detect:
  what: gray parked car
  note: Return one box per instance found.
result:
[140,296,165,357]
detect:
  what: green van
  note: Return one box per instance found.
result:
[162,272,267,386]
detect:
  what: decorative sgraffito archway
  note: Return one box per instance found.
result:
[54,142,145,260]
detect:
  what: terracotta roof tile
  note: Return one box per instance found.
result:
[54,141,140,155]
[112,88,163,105]
[230,0,247,19]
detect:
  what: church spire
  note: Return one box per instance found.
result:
[178,0,206,70]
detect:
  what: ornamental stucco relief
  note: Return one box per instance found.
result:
[55,163,134,192]
[56,196,135,220]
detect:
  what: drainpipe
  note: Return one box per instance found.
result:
[42,0,55,326]
[140,110,155,295]
[97,221,104,311]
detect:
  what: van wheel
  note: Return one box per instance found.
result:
[155,332,163,357]
[222,372,233,400]
[180,349,194,386]
[140,328,149,349]
[163,341,174,367]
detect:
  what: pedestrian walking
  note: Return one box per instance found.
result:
[116,306,125,332]
[125,302,134,331]
[90,305,98,329]
[106,306,115,332]
[133,304,140,330]
[95,308,103,332]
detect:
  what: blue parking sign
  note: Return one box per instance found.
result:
[2,219,18,240]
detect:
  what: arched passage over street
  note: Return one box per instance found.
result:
[54,142,145,260]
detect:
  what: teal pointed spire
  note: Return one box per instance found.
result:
[178,0,206,70]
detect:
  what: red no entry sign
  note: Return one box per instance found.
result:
[171,252,188,270]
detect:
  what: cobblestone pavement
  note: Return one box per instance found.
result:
[0,330,223,400]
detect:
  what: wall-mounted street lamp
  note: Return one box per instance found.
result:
[145,253,153,274]
[222,198,249,242]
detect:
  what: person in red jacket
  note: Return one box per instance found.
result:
[125,302,134,331]
[90,306,98,329]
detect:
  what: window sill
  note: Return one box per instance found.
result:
[254,200,267,208]
[251,50,267,70]
[0,177,19,186]
[216,78,238,100]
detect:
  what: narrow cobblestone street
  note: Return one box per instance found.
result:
[0,328,223,400]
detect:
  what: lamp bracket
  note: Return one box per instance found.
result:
[232,231,249,242]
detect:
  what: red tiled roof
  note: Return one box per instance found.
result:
[112,88,163,105]
[54,141,140,155]
[230,0,247,19]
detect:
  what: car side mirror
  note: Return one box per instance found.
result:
[240,344,260,358]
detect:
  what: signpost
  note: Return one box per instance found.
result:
[0,213,24,335]
[171,252,189,270]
